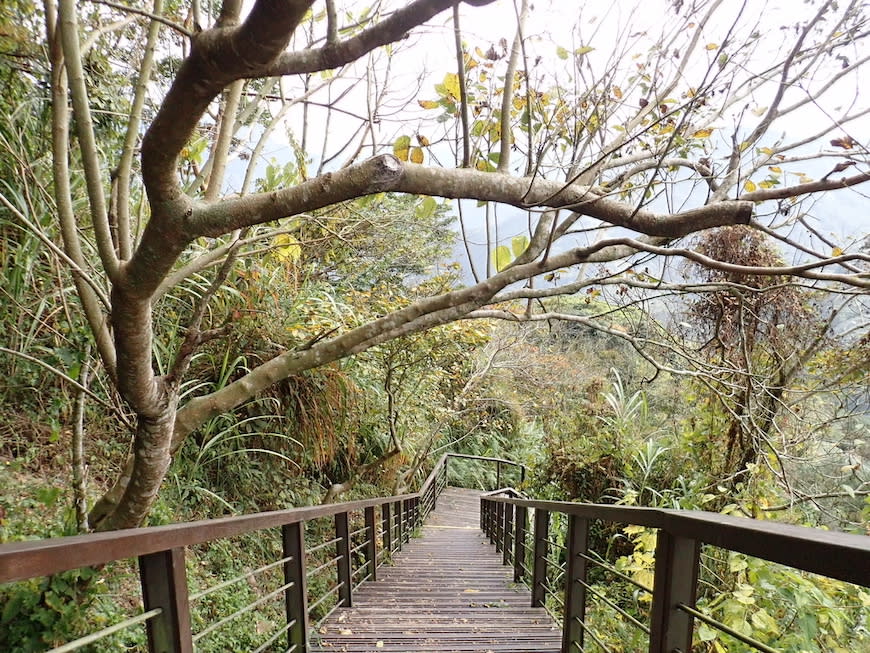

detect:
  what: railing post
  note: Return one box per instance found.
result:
[561,515,589,653]
[139,547,193,653]
[503,502,513,566]
[513,505,527,582]
[531,508,550,608]
[479,497,485,531]
[283,522,309,652]
[382,502,392,555]
[648,530,700,653]
[496,460,501,489]
[494,500,504,548]
[364,506,378,582]
[444,454,449,487]
[520,465,526,486]
[335,512,352,607]
[395,500,403,551]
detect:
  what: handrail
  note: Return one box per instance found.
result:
[481,493,868,586]
[1,451,521,584]
[480,487,870,653]
[0,453,451,652]
[445,452,526,487]
[0,492,419,585]
[0,449,517,653]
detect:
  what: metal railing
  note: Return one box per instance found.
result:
[480,490,870,653]
[0,452,490,652]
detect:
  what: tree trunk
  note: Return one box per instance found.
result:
[90,392,178,530]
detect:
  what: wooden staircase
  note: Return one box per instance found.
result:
[312,487,560,652]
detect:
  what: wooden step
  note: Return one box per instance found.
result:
[311,487,561,653]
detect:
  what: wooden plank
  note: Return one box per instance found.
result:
[312,488,560,652]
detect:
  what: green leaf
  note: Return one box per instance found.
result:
[393,135,411,161]
[494,245,513,271]
[1,594,22,624]
[575,45,595,57]
[556,45,570,60]
[751,608,780,634]
[698,623,718,642]
[511,235,529,258]
[415,196,437,220]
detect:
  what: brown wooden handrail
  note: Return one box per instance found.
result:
[0,452,519,584]
[480,492,869,586]
[480,488,870,653]
[0,493,419,585]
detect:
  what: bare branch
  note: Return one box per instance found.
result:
[86,0,192,37]
[496,0,527,173]
[258,0,497,77]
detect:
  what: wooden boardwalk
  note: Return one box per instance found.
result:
[312,487,560,652]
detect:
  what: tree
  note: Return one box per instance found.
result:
[2,0,868,530]
[685,226,849,480]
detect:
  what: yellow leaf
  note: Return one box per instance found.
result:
[416,134,430,147]
[768,165,781,173]
[692,128,714,138]
[798,174,813,184]
[758,147,774,155]
[705,43,719,50]
[418,99,439,110]
[463,588,481,593]
[832,246,843,257]
[612,85,623,99]
[410,147,424,164]
[376,642,384,649]
[273,234,301,262]
[743,179,757,192]
[442,72,461,100]
[751,105,768,116]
